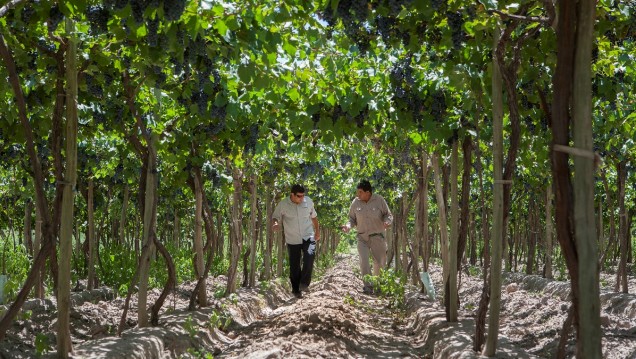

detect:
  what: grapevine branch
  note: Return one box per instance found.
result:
[0,0,25,18]
[490,9,550,25]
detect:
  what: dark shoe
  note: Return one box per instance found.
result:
[293,291,303,299]
[299,283,309,292]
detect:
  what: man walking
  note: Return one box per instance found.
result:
[272,184,320,299]
[342,180,393,294]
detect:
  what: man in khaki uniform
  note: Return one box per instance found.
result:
[342,180,393,294]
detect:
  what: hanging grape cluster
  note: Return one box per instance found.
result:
[429,90,447,121]
[87,5,110,35]
[145,16,159,47]
[48,5,63,32]
[390,57,427,125]
[163,0,187,21]
[446,11,465,49]
[85,74,104,98]
[242,123,260,155]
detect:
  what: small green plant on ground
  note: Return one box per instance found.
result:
[209,306,232,331]
[185,348,214,359]
[343,294,356,306]
[34,333,50,356]
[183,314,198,338]
[364,268,406,309]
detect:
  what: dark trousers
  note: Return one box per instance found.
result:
[287,239,315,293]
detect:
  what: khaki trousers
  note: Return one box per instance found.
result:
[357,234,387,282]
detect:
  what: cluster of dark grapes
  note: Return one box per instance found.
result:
[170,56,183,75]
[320,0,374,54]
[372,169,384,183]
[131,0,148,24]
[376,16,397,44]
[430,90,447,120]
[37,38,55,53]
[210,104,226,121]
[85,74,103,98]
[331,105,345,125]
[523,117,536,133]
[312,112,321,129]
[35,141,49,162]
[121,55,132,68]
[92,109,106,125]
[352,107,368,128]
[146,16,159,47]
[242,124,259,154]
[431,0,447,10]
[87,5,110,35]
[190,91,208,115]
[48,5,63,32]
[340,154,352,166]
[446,12,465,49]
[204,119,225,136]
[26,89,44,111]
[152,67,166,88]
[21,5,36,24]
[163,0,187,21]
[302,162,321,178]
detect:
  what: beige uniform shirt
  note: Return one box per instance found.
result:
[347,194,393,240]
[272,196,317,245]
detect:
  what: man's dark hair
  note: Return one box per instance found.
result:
[357,180,372,193]
[291,184,305,194]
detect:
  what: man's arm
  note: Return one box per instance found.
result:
[381,197,393,227]
[272,202,282,231]
[342,201,357,233]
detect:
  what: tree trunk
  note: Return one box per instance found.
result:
[23,200,33,255]
[448,140,459,322]
[226,165,243,295]
[526,201,536,275]
[483,24,505,357]
[57,18,78,357]
[615,160,628,293]
[193,169,206,305]
[173,210,180,248]
[545,183,554,279]
[457,136,472,272]
[432,152,450,312]
[87,178,96,290]
[276,228,284,277]
[572,0,602,352]
[601,171,616,267]
[137,134,158,328]
[150,236,175,325]
[248,172,258,287]
[119,184,129,245]
[34,206,44,299]
[264,190,274,280]
[551,0,594,354]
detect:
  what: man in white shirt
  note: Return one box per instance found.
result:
[272,184,320,299]
[342,180,393,294]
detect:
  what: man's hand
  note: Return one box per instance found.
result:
[383,221,390,229]
[314,232,321,241]
[341,224,351,233]
[272,221,280,231]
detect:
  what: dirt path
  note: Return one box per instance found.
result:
[219,254,422,358]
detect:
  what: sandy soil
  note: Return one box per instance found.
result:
[0,253,635,358]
